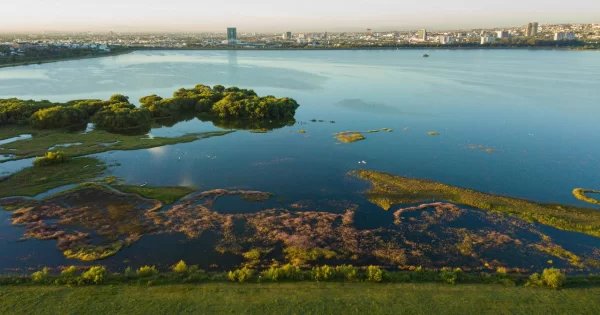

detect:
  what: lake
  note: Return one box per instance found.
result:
[1,49,599,272]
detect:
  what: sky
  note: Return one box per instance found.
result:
[1,0,598,32]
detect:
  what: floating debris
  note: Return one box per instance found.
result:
[428,132,440,136]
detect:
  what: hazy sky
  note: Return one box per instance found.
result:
[1,0,598,32]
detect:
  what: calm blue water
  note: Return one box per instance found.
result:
[1,49,599,271]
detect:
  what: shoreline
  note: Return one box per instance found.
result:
[0,49,134,69]
[0,46,597,69]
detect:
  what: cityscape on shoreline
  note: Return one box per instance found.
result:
[1,22,599,55]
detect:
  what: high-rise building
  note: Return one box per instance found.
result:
[525,22,538,37]
[283,32,292,40]
[366,29,372,36]
[227,27,237,45]
[554,32,576,41]
[532,22,538,36]
[417,29,427,41]
[496,30,509,39]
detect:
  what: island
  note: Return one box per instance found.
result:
[0,84,299,161]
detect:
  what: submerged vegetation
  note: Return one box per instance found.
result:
[355,170,600,238]
[573,188,600,206]
[334,131,366,143]
[428,131,440,136]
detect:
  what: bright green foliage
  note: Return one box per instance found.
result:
[0,98,59,125]
[31,268,49,283]
[33,151,69,167]
[29,106,88,129]
[139,84,299,121]
[262,264,305,281]
[172,260,188,274]
[136,266,159,278]
[312,265,335,281]
[526,268,566,289]
[542,268,566,289]
[91,103,151,133]
[335,265,358,281]
[81,266,107,284]
[366,265,384,282]
[108,94,130,104]
[227,267,254,283]
[60,266,78,277]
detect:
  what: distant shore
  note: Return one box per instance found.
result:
[0,45,596,69]
[0,49,134,69]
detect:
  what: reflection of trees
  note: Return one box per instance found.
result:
[152,111,295,131]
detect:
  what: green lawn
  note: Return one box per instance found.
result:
[1,283,599,314]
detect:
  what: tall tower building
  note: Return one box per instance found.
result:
[525,22,538,37]
[227,27,237,45]
[417,29,427,41]
[283,32,292,40]
[366,29,372,36]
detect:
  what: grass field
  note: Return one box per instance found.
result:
[1,283,600,314]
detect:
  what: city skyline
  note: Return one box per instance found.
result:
[0,0,599,32]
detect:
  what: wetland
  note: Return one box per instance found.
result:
[0,49,599,275]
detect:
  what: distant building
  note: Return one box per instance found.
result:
[525,22,538,37]
[283,32,292,40]
[417,29,427,41]
[366,29,372,36]
[480,36,495,45]
[554,32,576,41]
[227,27,237,45]
[439,35,456,44]
[496,30,509,39]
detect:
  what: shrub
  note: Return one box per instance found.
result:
[526,269,566,289]
[440,268,462,284]
[335,265,358,281]
[82,266,107,284]
[91,103,151,133]
[526,273,544,287]
[30,106,87,129]
[33,151,69,167]
[60,266,78,277]
[262,264,304,281]
[172,260,188,274]
[542,268,566,289]
[136,265,159,278]
[124,266,135,278]
[312,265,335,281]
[366,265,384,282]
[228,267,254,283]
[31,267,49,283]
